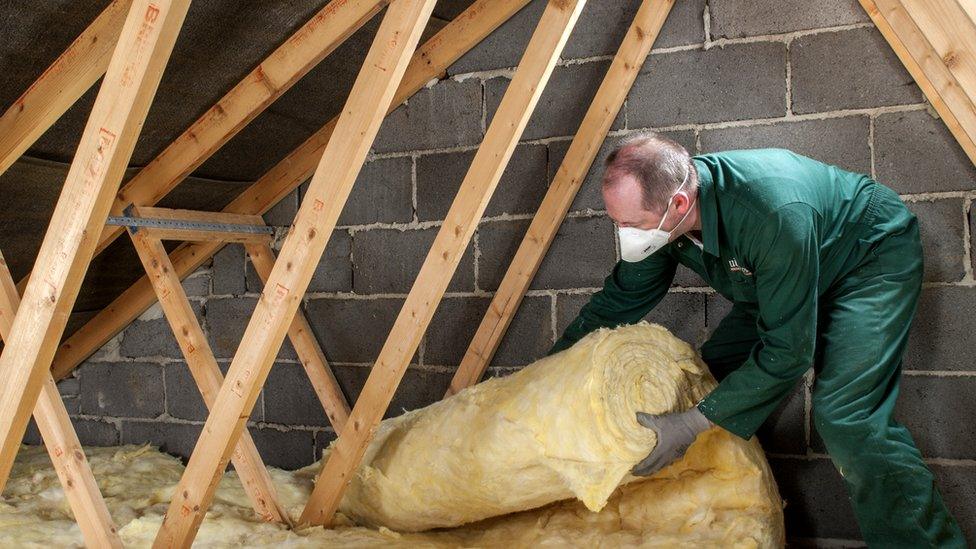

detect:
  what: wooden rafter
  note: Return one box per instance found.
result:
[861,0,976,164]
[244,243,351,430]
[299,0,588,528]
[152,1,438,546]
[0,0,133,177]
[448,0,675,395]
[0,251,122,547]
[0,0,190,491]
[50,0,534,382]
[127,228,291,524]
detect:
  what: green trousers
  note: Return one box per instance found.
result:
[701,216,966,548]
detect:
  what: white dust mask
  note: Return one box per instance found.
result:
[617,167,696,263]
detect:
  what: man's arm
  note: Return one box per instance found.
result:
[550,247,678,354]
[697,202,821,439]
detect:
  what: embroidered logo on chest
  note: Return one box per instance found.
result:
[728,258,753,276]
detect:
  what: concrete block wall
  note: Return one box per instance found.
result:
[54,0,975,545]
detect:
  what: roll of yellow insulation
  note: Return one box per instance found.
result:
[336,322,714,531]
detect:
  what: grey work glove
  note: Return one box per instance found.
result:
[631,406,713,477]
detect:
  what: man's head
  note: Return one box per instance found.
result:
[602,131,699,229]
[601,132,700,261]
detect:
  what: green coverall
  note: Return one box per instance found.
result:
[552,149,965,547]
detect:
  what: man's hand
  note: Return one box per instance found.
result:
[631,406,712,477]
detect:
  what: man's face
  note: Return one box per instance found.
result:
[602,175,692,234]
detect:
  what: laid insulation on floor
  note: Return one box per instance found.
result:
[0,322,786,547]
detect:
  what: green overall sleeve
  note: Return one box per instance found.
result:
[698,203,821,439]
[549,248,678,355]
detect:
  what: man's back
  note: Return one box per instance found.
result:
[689,148,913,293]
[695,148,875,233]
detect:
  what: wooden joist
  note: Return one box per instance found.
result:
[244,243,351,431]
[0,0,133,177]
[50,0,534,382]
[862,0,976,164]
[152,1,438,546]
[299,0,588,528]
[127,229,291,525]
[448,0,675,395]
[0,0,191,491]
[0,252,122,547]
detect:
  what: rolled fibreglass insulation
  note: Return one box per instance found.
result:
[335,321,714,531]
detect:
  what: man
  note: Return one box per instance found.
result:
[551,132,965,546]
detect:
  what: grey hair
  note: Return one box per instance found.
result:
[601,131,697,211]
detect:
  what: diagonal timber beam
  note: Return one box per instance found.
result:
[244,243,351,430]
[0,251,122,547]
[127,228,291,525]
[861,0,976,164]
[0,0,133,178]
[20,382,122,545]
[0,0,191,491]
[50,0,534,382]
[0,253,20,333]
[153,1,438,546]
[447,0,675,395]
[898,0,976,108]
[299,0,588,528]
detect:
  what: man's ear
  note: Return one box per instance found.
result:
[672,191,692,215]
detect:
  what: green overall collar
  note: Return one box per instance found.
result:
[692,157,719,257]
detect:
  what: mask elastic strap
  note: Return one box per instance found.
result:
[655,164,692,231]
[670,192,697,235]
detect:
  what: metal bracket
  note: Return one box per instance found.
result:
[118,204,141,234]
[106,206,274,236]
